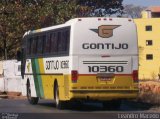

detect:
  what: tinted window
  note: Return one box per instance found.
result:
[37,35,46,54]
[50,32,58,54]
[58,31,65,52]
[37,36,43,54]
[57,30,70,53]
[44,35,51,54]
[26,26,70,57]
[42,35,46,54]
[31,37,37,55]
[27,38,32,55]
[65,30,70,51]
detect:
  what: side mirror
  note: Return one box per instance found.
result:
[16,50,22,61]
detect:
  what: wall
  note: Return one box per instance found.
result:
[134,18,160,79]
[0,60,22,93]
[0,61,4,92]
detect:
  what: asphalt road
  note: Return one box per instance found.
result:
[0,99,159,119]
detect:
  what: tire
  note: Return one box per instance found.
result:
[27,81,39,105]
[55,84,66,109]
[103,100,121,110]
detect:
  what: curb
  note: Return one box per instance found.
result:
[0,95,27,99]
[0,95,8,99]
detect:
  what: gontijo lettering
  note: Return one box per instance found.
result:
[82,43,128,49]
[45,60,69,70]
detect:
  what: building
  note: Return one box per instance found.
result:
[134,6,160,80]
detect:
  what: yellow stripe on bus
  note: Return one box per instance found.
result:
[38,58,53,99]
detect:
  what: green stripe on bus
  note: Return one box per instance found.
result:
[31,59,40,97]
[35,59,44,98]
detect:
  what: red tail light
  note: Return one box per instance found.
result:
[71,70,78,82]
[98,18,101,21]
[109,18,112,21]
[133,70,138,82]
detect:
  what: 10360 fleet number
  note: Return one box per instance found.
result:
[88,66,124,73]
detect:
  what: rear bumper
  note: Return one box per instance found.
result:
[69,90,139,101]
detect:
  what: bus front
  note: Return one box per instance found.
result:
[69,18,139,107]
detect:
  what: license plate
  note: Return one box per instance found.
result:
[99,77,112,81]
[97,73,114,82]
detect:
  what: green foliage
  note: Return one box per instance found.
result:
[0,0,123,59]
[76,0,124,17]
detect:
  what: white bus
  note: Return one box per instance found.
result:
[20,17,139,109]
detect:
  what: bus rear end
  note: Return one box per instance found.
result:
[69,18,138,103]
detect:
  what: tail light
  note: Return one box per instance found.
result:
[104,18,107,20]
[109,18,112,21]
[98,18,101,21]
[71,70,78,83]
[133,70,138,83]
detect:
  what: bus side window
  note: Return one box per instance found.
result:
[65,30,70,52]
[37,36,42,55]
[27,38,32,56]
[58,31,64,54]
[44,34,51,54]
[31,37,37,55]
[50,32,58,55]
[62,31,67,51]
[57,29,70,54]
[37,35,46,55]
[42,35,46,54]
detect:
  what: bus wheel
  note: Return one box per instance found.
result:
[55,84,66,109]
[103,100,121,110]
[27,81,39,105]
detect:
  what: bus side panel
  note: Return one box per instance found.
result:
[28,75,38,97]
[31,59,44,98]
[63,74,70,100]
[41,57,71,100]
[27,58,66,100]
[39,75,49,99]
[38,58,53,99]
[25,59,38,97]
[35,58,55,99]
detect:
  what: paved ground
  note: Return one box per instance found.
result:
[0,99,160,119]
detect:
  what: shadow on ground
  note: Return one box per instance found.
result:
[37,100,155,112]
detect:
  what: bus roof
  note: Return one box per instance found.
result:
[23,17,134,38]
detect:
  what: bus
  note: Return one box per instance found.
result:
[20,17,139,109]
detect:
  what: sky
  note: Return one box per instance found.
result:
[123,0,160,6]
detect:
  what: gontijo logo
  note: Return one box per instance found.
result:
[27,62,31,72]
[91,25,120,38]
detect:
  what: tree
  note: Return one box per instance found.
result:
[0,0,42,59]
[0,0,124,60]
[76,0,124,17]
[123,4,146,18]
